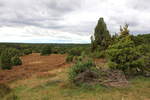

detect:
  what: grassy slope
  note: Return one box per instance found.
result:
[2,66,150,100]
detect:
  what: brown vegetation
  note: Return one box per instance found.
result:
[0,53,70,83]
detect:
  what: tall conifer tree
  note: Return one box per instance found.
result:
[91,17,111,51]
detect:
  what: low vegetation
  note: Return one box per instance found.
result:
[23,49,32,55]
[0,48,23,69]
[11,56,22,66]
[0,50,13,69]
[66,55,74,63]
[40,45,52,55]
[68,60,95,82]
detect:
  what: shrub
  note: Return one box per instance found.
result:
[24,49,32,55]
[41,45,51,55]
[68,60,95,82]
[106,35,147,76]
[68,48,83,56]
[5,48,20,57]
[0,50,12,69]
[66,55,74,63]
[11,56,22,66]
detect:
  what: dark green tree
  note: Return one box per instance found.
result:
[91,17,111,51]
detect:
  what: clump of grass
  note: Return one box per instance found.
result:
[0,83,11,99]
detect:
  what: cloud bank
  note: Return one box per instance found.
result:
[0,0,149,43]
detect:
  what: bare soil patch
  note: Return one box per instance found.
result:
[0,53,70,83]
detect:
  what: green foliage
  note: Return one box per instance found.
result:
[136,53,150,74]
[0,50,12,69]
[119,24,129,36]
[11,56,22,66]
[91,17,111,51]
[107,36,138,74]
[68,48,83,56]
[66,55,74,63]
[133,34,150,46]
[6,48,20,57]
[91,51,106,58]
[41,45,51,55]
[24,49,32,55]
[68,60,94,82]
[107,34,150,76]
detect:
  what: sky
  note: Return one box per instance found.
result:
[0,0,149,43]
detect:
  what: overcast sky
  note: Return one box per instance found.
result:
[0,0,149,43]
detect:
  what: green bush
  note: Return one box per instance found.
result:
[0,50,12,69]
[66,55,74,62]
[68,60,94,82]
[11,56,22,66]
[41,45,51,55]
[106,35,150,76]
[24,49,32,55]
[68,48,83,56]
[5,48,20,57]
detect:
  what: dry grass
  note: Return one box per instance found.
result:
[0,53,69,83]
[2,66,149,100]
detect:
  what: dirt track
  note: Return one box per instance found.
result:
[0,53,70,83]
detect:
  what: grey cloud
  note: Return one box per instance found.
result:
[60,21,96,36]
[0,0,81,29]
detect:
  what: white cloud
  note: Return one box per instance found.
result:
[0,26,90,43]
[0,0,149,43]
